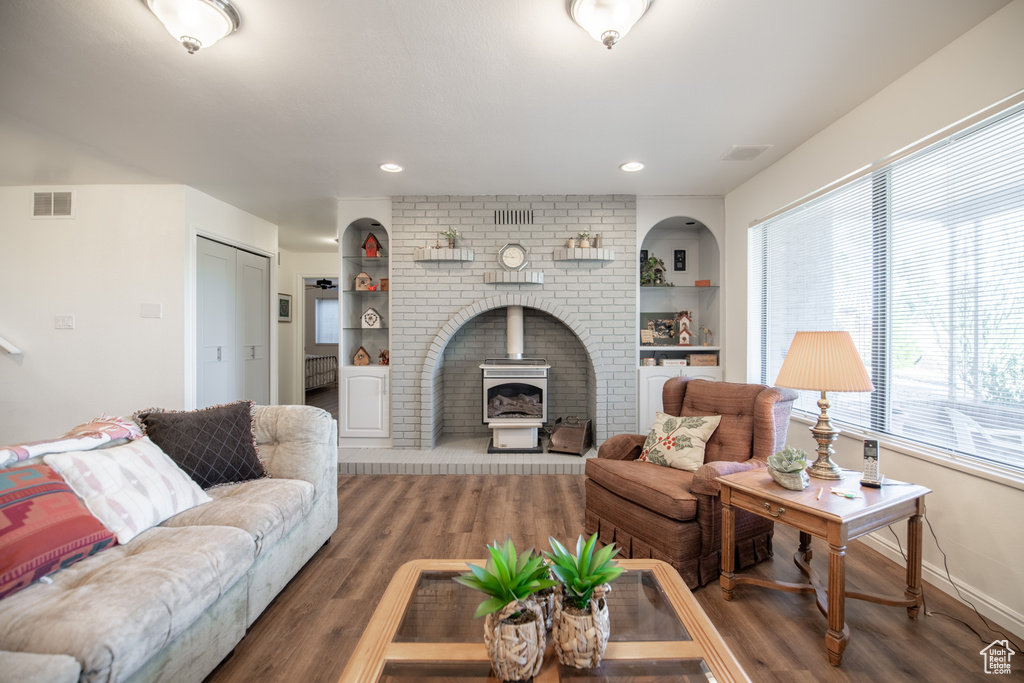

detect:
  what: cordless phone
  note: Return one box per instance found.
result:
[861,439,882,488]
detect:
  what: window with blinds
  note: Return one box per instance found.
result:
[750,103,1024,470]
[314,298,339,345]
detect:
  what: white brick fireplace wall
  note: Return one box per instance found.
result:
[389,195,637,449]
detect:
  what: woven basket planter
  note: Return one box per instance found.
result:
[483,601,546,681]
[529,586,556,631]
[552,584,611,668]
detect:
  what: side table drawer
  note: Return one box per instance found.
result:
[727,487,829,538]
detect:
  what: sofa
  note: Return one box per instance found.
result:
[0,404,338,683]
[585,377,797,589]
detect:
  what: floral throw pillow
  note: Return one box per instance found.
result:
[637,413,723,472]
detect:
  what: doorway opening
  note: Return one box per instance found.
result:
[303,276,339,422]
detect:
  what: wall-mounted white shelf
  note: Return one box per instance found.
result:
[483,271,544,285]
[413,247,475,262]
[553,247,616,261]
[0,335,22,355]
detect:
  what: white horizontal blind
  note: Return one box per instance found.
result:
[888,108,1024,467]
[750,176,875,426]
[750,103,1024,470]
[314,298,339,345]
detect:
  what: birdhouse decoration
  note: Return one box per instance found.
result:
[676,310,693,346]
[361,307,383,329]
[353,346,371,366]
[362,233,383,258]
[354,272,372,290]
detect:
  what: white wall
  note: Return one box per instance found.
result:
[723,0,1024,637]
[0,184,280,443]
[276,249,339,406]
[0,185,187,442]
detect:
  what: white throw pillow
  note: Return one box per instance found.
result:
[637,413,723,472]
[45,437,212,544]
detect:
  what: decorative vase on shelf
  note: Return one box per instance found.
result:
[567,237,577,248]
[579,237,591,248]
[447,238,455,249]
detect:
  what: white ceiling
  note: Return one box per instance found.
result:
[0,0,1009,252]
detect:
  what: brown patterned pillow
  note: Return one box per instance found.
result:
[134,401,266,488]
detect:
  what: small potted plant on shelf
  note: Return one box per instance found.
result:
[545,533,623,668]
[441,227,460,248]
[454,538,559,681]
[768,445,810,490]
[578,230,591,248]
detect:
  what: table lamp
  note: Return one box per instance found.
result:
[774,331,874,480]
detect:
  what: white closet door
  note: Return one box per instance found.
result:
[197,237,239,407]
[196,237,270,409]
[237,249,270,405]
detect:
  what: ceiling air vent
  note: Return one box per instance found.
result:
[721,145,773,162]
[495,209,534,225]
[33,191,74,218]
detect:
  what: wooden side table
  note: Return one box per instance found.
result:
[717,469,931,666]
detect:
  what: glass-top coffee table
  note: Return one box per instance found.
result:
[340,559,749,682]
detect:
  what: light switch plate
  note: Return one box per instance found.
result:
[141,303,162,319]
[55,315,75,329]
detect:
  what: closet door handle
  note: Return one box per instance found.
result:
[217,346,222,361]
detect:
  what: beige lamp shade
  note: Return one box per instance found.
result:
[774,331,874,393]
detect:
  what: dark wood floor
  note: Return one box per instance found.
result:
[305,386,339,419]
[206,475,1020,682]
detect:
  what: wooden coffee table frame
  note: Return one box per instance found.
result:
[340,558,750,682]
[717,469,931,667]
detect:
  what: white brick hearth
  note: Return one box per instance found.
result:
[388,194,638,450]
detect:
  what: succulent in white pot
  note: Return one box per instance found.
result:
[767,446,810,490]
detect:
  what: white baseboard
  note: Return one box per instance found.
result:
[859,531,1024,641]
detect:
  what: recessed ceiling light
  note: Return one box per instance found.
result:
[379,163,403,173]
[619,161,644,172]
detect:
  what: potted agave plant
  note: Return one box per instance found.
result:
[454,538,559,681]
[768,445,810,490]
[545,533,623,668]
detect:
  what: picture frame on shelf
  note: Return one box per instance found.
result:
[277,294,292,322]
[674,249,687,272]
[640,312,676,345]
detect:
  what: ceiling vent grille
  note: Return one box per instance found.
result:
[494,209,534,225]
[33,191,74,218]
[721,145,773,162]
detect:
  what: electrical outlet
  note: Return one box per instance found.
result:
[55,315,75,329]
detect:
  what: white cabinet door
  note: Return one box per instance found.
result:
[681,366,723,381]
[638,367,682,433]
[340,366,390,438]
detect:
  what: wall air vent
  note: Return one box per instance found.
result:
[721,145,773,162]
[494,209,534,225]
[33,191,74,218]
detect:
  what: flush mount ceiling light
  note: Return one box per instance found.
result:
[569,0,653,50]
[145,0,240,54]
[619,161,645,172]
[379,163,403,173]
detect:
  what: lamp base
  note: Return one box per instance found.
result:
[806,456,842,480]
[807,391,842,480]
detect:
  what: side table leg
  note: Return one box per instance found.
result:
[799,531,812,561]
[720,500,736,601]
[826,543,849,666]
[906,513,924,618]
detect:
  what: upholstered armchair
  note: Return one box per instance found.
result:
[585,377,797,589]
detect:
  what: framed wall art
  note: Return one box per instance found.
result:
[278,294,292,322]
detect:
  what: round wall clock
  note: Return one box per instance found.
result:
[498,243,528,271]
